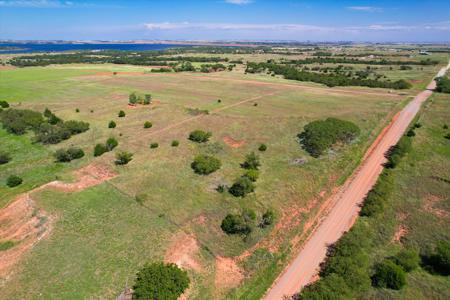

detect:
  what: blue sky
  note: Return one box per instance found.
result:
[1,0,449,42]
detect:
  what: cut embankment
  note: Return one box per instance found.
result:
[0,164,117,280]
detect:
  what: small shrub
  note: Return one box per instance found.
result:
[144,94,152,105]
[118,110,126,118]
[43,108,52,118]
[217,99,222,103]
[55,147,84,162]
[242,169,259,182]
[258,144,267,152]
[221,214,251,235]
[94,144,108,157]
[216,184,226,193]
[0,152,11,165]
[443,124,448,129]
[115,151,133,165]
[241,152,260,170]
[229,176,255,197]
[48,113,62,125]
[144,121,153,129]
[6,175,23,187]
[253,103,258,106]
[150,143,159,149]
[191,155,221,175]
[63,120,90,134]
[372,260,406,290]
[129,92,138,104]
[106,137,118,151]
[414,122,422,128]
[260,209,275,228]
[406,129,416,137]
[0,100,9,108]
[67,147,84,160]
[75,108,80,113]
[188,130,212,143]
[108,120,116,128]
[391,249,420,272]
[132,262,189,300]
[171,140,179,147]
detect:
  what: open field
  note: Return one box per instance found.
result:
[0,48,448,299]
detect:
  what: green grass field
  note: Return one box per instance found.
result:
[0,53,446,299]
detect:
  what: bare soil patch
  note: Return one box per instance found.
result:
[392,225,408,243]
[0,65,16,70]
[0,193,52,279]
[214,256,244,289]
[165,232,202,272]
[223,136,245,148]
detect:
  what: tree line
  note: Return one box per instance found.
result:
[246,62,412,89]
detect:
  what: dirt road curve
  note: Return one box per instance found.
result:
[264,62,450,300]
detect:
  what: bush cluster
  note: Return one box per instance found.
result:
[54,147,84,162]
[188,130,212,143]
[221,208,275,236]
[0,108,89,144]
[132,262,189,300]
[115,151,133,165]
[422,241,450,276]
[299,118,360,157]
[191,154,221,175]
[0,101,10,108]
[94,137,118,157]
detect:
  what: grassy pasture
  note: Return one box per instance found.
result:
[0,62,412,298]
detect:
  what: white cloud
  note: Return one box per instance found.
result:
[347,6,382,12]
[143,21,450,34]
[225,0,253,5]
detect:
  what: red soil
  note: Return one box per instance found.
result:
[223,136,246,148]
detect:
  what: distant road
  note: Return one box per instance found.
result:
[264,61,450,300]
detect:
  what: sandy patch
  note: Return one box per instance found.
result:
[223,136,245,148]
[214,256,244,289]
[165,232,202,272]
[0,65,16,70]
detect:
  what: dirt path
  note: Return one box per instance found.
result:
[0,164,116,280]
[263,61,450,299]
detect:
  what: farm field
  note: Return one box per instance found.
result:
[0,49,447,299]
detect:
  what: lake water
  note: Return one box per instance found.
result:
[0,43,191,54]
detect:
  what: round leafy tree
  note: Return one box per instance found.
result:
[106,137,118,151]
[108,120,116,128]
[371,260,406,290]
[188,130,212,143]
[171,140,179,147]
[7,175,23,187]
[118,110,126,118]
[229,176,255,197]
[144,121,153,129]
[132,262,189,300]
[0,152,11,165]
[115,151,133,165]
[191,155,221,175]
[258,143,267,152]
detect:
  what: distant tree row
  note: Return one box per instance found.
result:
[282,57,439,66]
[246,62,412,89]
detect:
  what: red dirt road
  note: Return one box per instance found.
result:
[264,62,450,300]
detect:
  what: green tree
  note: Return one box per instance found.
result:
[242,169,259,182]
[221,214,251,235]
[229,176,255,197]
[258,143,267,152]
[94,144,108,157]
[108,120,116,128]
[241,152,260,170]
[144,94,152,105]
[0,100,9,108]
[118,110,126,118]
[115,151,133,165]
[144,121,153,129]
[260,209,275,228]
[6,175,23,187]
[191,155,221,175]
[171,140,179,147]
[372,260,406,290]
[129,92,138,104]
[391,249,420,272]
[188,130,212,143]
[106,137,118,151]
[150,143,159,149]
[132,262,189,300]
